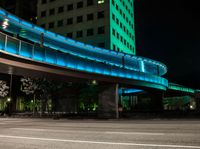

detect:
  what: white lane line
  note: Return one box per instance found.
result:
[11,128,47,132]
[0,134,200,148]
[10,128,164,136]
[11,128,100,134]
[105,131,164,135]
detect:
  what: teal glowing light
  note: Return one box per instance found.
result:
[0,8,169,90]
[110,0,135,54]
[119,89,143,94]
[0,32,168,90]
[0,8,167,76]
[168,83,195,94]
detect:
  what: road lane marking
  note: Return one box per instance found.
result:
[105,131,164,135]
[0,134,200,148]
[10,128,164,136]
[11,128,47,132]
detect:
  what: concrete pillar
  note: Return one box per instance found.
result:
[150,91,164,112]
[195,93,200,112]
[53,87,79,114]
[98,83,119,119]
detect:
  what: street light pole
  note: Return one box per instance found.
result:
[9,74,12,98]
[8,73,13,115]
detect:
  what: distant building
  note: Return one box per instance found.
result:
[0,0,37,24]
[37,0,136,55]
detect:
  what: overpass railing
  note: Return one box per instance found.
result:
[0,8,167,76]
[0,31,168,90]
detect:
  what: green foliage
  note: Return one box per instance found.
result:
[121,96,131,111]
[79,84,99,112]
[163,96,190,110]
[20,77,67,114]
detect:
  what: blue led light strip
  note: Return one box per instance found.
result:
[0,8,167,76]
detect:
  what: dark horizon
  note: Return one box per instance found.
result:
[135,0,200,88]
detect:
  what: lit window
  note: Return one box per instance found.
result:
[98,0,104,4]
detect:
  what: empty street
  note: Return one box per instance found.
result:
[0,118,200,149]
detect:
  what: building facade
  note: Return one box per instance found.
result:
[0,0,37,24]
[37,0,136,55]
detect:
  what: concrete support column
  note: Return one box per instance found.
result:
[195,93,200,113]
[150,91,164,112]
[98,83,119,119]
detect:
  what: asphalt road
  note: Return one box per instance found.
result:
[0,118,200,149]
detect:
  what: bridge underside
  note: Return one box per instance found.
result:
[0,52,166,118]
[0,51,165,91]
[0,8,169,118]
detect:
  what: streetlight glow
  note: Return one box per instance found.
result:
[7,97,11,102]
[92,80,97,85]
[2,19,9,29]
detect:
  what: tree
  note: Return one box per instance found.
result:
[21,77,66,116]
[0,80,9,98]
[21,77,38,95]
[21,77,39,115]
[79,83,99,112]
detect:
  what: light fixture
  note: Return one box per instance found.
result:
[98,0,104,4]
[92,80,97,85]
[2,18,9,29]
[7,97,11,102]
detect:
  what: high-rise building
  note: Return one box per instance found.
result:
[37,0,136,55]
[0,0,37,24]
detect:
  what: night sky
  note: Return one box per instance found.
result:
[134,0,200,88]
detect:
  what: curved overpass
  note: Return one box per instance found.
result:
[0,8,168,90]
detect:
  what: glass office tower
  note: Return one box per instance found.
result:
[37,0,135,55]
